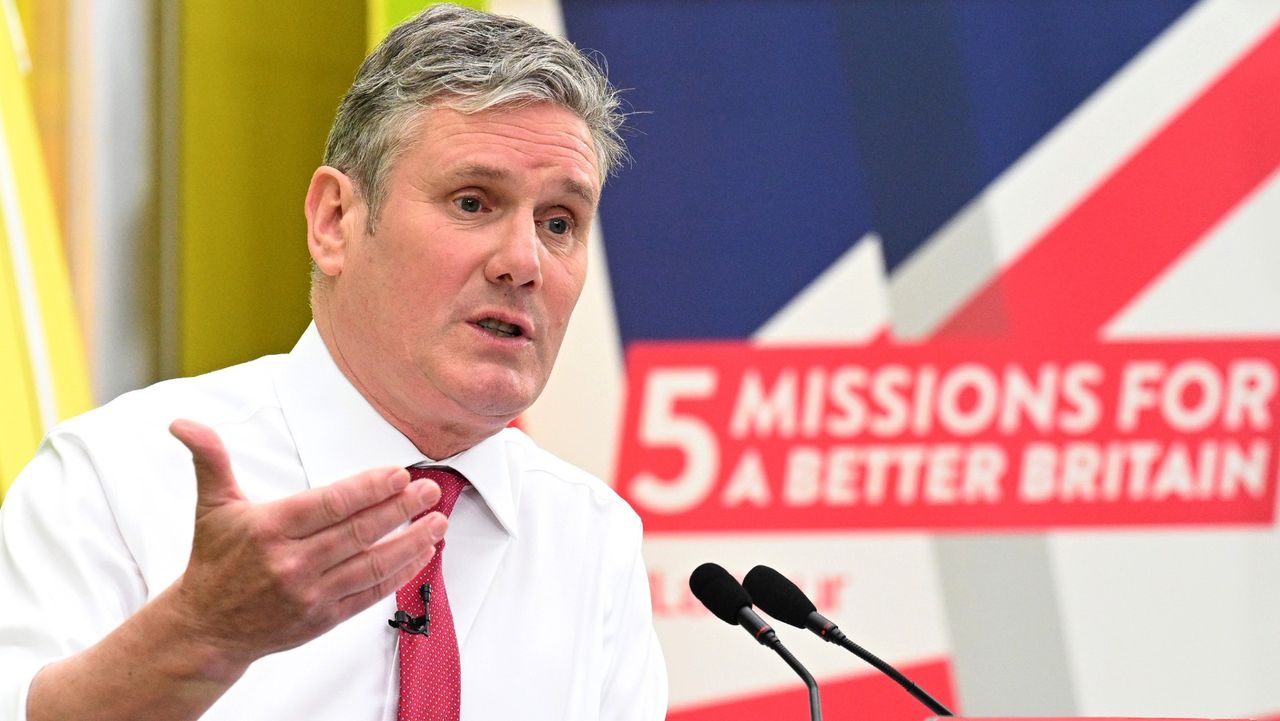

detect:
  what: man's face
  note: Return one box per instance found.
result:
[320,102,600,440]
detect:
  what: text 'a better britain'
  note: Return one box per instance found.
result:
[615,339,1280,532]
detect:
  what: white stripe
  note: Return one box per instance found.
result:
[0,106,59,431]
[753,232,889,344]
[887,0,1280,338]
[486,0,566,36]
[494,0,630,483]
[1,0,29,74]
[521,220,625,484]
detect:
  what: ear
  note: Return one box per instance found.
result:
[305,166,363,278]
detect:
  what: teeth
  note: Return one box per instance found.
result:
[478,318,521,337]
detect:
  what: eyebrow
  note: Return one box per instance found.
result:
[449,163,510,182]
[447,163,598,208]
[561,178,598,208]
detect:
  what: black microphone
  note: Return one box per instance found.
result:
[388,584,432,636]
[744,565,954,717]
[690,563,823,721]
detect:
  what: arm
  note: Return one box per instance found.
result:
[19,420,447,721]
[27,583,251,721]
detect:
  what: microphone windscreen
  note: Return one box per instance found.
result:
[689,563,752,625]
[743,565,816,628]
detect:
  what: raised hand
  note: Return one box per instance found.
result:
[167,419,447,671]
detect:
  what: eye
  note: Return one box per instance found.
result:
[544,217,572,235]
[455,196,483,213]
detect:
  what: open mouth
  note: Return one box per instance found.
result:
[476,318,524,338]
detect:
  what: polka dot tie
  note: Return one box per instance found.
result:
[396,466,468,721]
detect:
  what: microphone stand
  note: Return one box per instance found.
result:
[831,632,951,717]
[734,607,822,720]
[767,639,822,721]
[691,564,824,721]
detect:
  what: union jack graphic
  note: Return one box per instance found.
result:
[521,2,1280,718]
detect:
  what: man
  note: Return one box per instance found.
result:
[0,5,667,720]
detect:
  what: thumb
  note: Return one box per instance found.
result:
[170,419,244,510]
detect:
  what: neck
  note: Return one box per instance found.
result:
[311,301,508,459]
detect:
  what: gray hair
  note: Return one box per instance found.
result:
[323,4,626,232]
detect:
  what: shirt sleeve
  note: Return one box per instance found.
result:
[598,523,668,721]
[0,430,148,721]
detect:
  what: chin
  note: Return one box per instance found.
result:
[454,396,533,426]
[448,374,541,421]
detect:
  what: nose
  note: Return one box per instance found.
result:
[485,213,543,289]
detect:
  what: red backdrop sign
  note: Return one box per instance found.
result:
[617,339,1280,532]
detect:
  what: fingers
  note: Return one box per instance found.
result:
[272,466,413,539]
[304,477,442,571]
[170,419,244,510]
[322,512,449,612]
[170,436,457,663]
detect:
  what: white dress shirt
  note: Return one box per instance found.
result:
[0,324,667,720]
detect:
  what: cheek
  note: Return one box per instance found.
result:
[545,269,586,335]
[550,253,588,305]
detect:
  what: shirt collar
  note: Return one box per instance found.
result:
[274,323,519,537]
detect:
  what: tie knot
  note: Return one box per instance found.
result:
[407,465,469,518]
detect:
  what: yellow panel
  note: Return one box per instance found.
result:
[368,0,488,49]
[0,4,89,498]
[178,2,365,377]
[0,186,42,495]
[24,0,70,245]
[4,59,88,425]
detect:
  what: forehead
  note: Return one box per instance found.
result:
[401,103,602,202]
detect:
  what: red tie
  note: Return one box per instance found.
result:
[396,466,468,721]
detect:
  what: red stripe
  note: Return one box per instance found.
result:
[935,21,1280,341]
[666,657,956,721]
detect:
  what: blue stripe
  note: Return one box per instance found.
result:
[560,0,1197,343]
[563,0,876,344]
